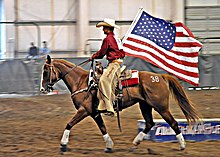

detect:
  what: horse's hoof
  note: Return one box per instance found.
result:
[129,146,137,152]
[179,143,186,150]
[104,148,113,153]
[180,147,185,151]
[60,144,68,152]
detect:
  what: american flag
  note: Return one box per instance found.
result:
[122,9,202,86]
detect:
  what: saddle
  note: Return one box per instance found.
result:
[120,68,139,87]
[94,61,139,88]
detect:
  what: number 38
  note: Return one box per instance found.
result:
[150,76,160,82]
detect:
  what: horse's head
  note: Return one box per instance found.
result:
[40,55,60,94]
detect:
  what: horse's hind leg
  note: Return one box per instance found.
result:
[157,109,185,150]
[91,111,113,153]
[133,101,155,146]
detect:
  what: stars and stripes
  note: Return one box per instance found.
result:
[122,9,202,86]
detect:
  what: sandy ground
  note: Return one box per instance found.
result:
[0,90,220,157]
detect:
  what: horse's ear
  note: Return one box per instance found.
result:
[46,55,51,64]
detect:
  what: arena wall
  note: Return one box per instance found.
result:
[0,54,219,95]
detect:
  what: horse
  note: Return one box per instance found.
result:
[40,55,201,153]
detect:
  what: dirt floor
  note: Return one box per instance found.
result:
[0,90,220,157]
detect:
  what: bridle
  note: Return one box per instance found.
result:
[43,63,60,91]
[44,59,90,91]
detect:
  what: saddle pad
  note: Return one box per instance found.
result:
[121,70,139,87]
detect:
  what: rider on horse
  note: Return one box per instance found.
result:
[89,18,125,116]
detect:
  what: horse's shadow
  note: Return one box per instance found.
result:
[60,145,166,155]
[60,146,134,154]
[60,147,126,153]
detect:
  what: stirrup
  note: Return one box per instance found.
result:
[98,109,114,117]
[104,111,114,117]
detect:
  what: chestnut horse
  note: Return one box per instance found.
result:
[40,55,200,153]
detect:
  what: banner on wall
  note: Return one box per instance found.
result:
[138,119,220,142]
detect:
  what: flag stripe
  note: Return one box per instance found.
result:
[175,37,201,43]
[174,42,203,48]
[171,47,200,54]
[123,42,199,77]
[170,47,198,57]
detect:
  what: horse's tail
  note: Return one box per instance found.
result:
[162,74,201,126]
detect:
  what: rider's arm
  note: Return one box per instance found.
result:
[90,38,109,60]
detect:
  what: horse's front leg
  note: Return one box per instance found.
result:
[60,106,89,150]
[91,112,114,153]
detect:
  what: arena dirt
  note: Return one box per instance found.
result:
[0,90,220,157]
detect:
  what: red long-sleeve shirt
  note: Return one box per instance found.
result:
[91,32,125,62]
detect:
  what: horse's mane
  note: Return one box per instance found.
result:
[53,59,88,72]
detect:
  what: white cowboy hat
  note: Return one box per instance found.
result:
[96,18,120,29]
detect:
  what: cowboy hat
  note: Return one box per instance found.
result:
[96,18,120,29]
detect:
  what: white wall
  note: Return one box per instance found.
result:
[3,0,15,58]
[18,0,76,21]
[15,0,77,53]
[0,0,6,59]
[2,0,218,58]
[88,0,184,22]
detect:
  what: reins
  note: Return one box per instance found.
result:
[60,59,90,80]
[49,59,90,85]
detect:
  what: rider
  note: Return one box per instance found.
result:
[89,18,125,116]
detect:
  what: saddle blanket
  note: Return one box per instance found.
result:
[121,70,139,87]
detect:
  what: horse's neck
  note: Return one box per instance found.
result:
[55,61,88,93]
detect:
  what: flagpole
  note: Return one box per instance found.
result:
[122,7,144,44]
